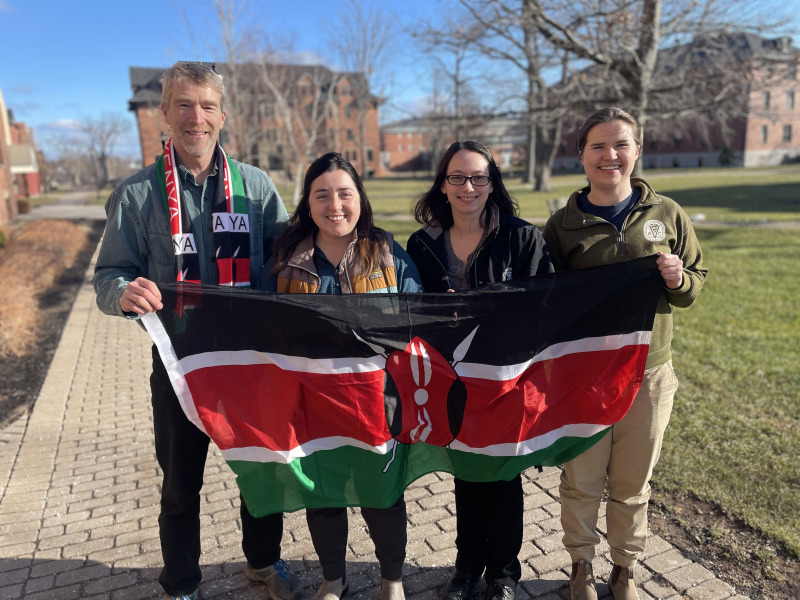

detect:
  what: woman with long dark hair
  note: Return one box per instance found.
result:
[407,140,553,600]
[262,152,423,600]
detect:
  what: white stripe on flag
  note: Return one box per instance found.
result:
[456,331,651,381]
[180,350,387,376]
[221,436,395,464]
[217,422,610,464]
[176,331,649,382]
[142,313,209,436]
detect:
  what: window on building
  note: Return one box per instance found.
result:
[409,145,415,152]
[787,91,795,110]
[345,106,351,118]
[367,149,373,162]
[783,125,792,143]
[789,61,797,80]
[764,91,771,109]
[649,138,658,151]
[673,137,682,149]
[398,144,403,152]
[761,125,768,143]
[347,128,353,140]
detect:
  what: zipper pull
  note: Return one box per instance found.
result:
[617,231,625,258]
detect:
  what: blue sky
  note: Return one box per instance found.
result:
[1,0,798,161]
[0,0,438,159]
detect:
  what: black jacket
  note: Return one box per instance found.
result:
[406,210,554,292]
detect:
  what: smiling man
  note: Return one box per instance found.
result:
[93,61,300,600]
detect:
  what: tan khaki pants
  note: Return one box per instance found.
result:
[559,360,678,568]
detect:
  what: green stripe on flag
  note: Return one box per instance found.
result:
[229,429,609,516]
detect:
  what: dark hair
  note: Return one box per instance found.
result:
[576,107,643,155]
[162,61,225,111]
[270,152,388,275]
[414,140,518,228]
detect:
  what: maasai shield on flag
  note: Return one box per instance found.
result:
[143,256,663,517]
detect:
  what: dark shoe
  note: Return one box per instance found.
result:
[569,559,597,600]
[608,565,639,600]
[485,581,515,600]
[442,572,478,600]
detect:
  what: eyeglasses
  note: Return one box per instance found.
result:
[445,175,491,186]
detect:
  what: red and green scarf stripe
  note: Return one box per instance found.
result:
[155,139,250,287]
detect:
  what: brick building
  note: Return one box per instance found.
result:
[381,34,800,175]
[381,116,526,173]
[7,119,42,199]
[0,90,15,225]
[128,63,382,178]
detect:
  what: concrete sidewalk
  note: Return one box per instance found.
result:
[0,238,746,599]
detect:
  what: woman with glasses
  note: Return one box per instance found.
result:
[406,140,553,600]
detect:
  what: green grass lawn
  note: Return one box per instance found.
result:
[661,226,800,557]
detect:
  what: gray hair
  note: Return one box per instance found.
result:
[161,61,225,111]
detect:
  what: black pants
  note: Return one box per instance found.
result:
[306,496,407,582]
[151,347,284,595]
[453,476,523,587]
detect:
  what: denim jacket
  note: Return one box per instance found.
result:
[93,158,288,318]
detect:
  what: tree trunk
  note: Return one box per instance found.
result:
[291,162,304,207]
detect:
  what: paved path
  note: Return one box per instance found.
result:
[17,190,106,222]
[0,199,748,599]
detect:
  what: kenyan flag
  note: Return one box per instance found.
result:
[143,256,663,517]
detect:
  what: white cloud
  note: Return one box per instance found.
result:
[39,118,83,133]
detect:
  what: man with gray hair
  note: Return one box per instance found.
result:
[94,61,301,600]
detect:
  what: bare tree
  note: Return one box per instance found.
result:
[410,21,488,167]
[176,0,346,203]
[256,63,342,205]
[525,0,796,174]
[416,0,570,190]
[329,0,394,177]
[80,113,131,188]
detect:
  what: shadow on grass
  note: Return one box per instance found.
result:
[668,183,800,213]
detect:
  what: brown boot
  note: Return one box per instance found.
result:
[569,559,597,600]
[608,565,639,600]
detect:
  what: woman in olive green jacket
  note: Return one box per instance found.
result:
[543,107,707,600]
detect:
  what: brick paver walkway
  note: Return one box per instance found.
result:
[0,239,748,600]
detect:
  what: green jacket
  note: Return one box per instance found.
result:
[543,178,707,369]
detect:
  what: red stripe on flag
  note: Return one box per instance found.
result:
[457,346,647,447]
[185,364,389,450]
[184,345,646,454]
